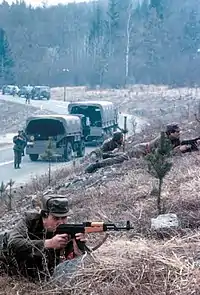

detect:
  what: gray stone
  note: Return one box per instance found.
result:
[151,213,179,230]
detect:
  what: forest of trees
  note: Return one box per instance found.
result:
[0,0,200,88]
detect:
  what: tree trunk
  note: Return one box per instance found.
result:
[48,158,51,185]
[157,178,163,214]
[125,2,133,86]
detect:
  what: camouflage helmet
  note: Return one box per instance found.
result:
[41,194,69,217]
[112,131,123,141]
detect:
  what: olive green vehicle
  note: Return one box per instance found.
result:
[68,100,119,145]
[25,115,85,161]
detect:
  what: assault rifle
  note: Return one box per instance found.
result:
[55,221,133,252]
[181,136,200,152]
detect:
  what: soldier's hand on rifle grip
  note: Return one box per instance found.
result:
[44,234,68,249]
[73,233,87,255]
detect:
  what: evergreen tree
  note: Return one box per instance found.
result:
[145,132,173,214]
[0,28,14,84]
[43,137,55,185]
[150,0,164,19]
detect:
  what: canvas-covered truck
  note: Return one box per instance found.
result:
[25,115,85,161]
[68,101,119,144]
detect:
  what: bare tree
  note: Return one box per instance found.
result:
[125,1,134,86]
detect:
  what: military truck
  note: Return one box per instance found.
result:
[25,115,85,161]
[68,101,118,144]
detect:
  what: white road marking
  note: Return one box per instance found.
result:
[0,145,12,151]
[56,104,68,108]
[0,160,14,167]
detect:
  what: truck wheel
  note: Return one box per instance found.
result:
[29,154,39,161]
[77,140,85,157]
[64,142,73,161]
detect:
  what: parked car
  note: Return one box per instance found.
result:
[18,85,33,98]
[31,86,51,100]
[25,114,85,161]
[2,85,19,96]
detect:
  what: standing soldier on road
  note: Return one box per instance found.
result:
[13,131,26,169]
[25,91,31,104]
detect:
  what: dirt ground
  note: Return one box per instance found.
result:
[1,85,200,294]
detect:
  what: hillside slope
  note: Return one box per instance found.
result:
[1,85,200,294]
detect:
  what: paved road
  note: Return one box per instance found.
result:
[0,94,145,186]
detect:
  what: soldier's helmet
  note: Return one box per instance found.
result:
[41,194,69,217]
[166,123,180,134]
[112,131,123,142]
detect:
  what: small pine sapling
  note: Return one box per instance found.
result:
[145,131,173,214]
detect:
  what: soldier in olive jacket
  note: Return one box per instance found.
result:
[13,130,26,169]
[0,195,86,281]
[90,131,124,161]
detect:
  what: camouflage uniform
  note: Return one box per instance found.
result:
[0,196,85,281]
[90,131,124,161]
[127,134,181,158]
[101,138,121,153]
[85,153,129,173]
[13,133,26,169]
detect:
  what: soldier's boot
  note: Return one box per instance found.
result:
[17,160,21,169]
[14,158,17,169]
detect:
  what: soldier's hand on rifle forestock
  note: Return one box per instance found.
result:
[44,234,69,249]
[179,144,191,152]
[73,233,87,256]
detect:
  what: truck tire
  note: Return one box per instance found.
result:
[77,140,85,157]
[29,154,39,161]
[64,141,73,161]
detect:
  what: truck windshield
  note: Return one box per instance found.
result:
[70,106,102,127]
[26,119,65,138]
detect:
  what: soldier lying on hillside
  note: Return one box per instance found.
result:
[85,123,200,173]
[90,130,126,162]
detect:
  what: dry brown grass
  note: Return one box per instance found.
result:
[2,235,200,294]
[51,84,200,116]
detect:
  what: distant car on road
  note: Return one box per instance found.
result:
[2,85,19,96]
[31,86,51,100]
[18,85,34,98]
